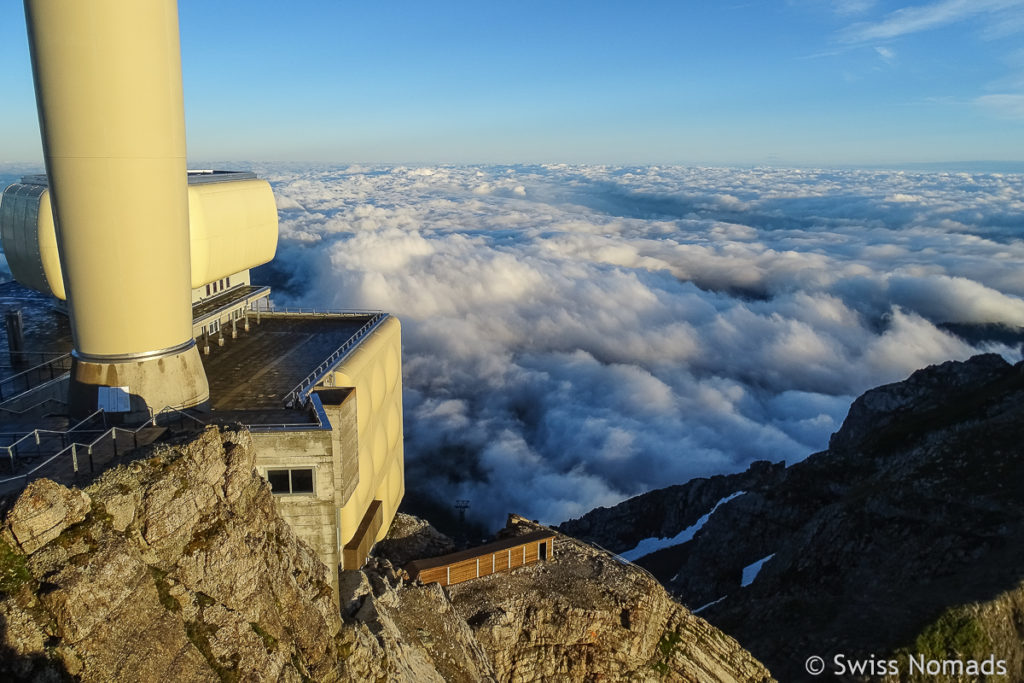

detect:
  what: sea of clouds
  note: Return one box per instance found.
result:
[255,164,1022,529]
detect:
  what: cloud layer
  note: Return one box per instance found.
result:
[257,164,1024,528]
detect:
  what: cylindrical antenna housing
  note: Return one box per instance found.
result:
[25,0,208,417]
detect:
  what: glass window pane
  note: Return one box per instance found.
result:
[266,470,290,493]
[291,469,314,493]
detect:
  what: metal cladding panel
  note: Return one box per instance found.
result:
[0,183,64,299]
[334,317,405,551]
[25,0,193,357]
[188,179,279,288]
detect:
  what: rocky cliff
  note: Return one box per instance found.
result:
[0,426,773,682]
[561,353,1024,682]
[367,514,773,682]
[558,459,787,555]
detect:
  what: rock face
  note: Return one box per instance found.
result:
[340,514,774,682]
[445,516,773,682]
[0,426,774,682]
[558,460,786,554]
[0,427,350,682]
[569,354,1024,682]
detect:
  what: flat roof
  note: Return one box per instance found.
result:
[0,280,381,419]
[406,530,556,574]
[202,314,376,412]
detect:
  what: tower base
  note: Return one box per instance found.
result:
[67,341,209,422]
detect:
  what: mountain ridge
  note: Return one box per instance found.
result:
[559,353,1024,681]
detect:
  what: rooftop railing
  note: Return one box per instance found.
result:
[245,304,386,408]
[249,298,382,318]
[283,312,387,408]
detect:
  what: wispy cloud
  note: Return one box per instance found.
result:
[874,45,897,61]
[832,0,878,15]
[975,92,1024,118]
[840,0,1024,43]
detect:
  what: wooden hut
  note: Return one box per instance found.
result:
[406,530,555,586]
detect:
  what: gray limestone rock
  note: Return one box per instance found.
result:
[3,479,91,555]
[0,426,775,682]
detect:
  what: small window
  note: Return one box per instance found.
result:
[226,276,230,287]
[266,468,315,495]
[205,284,211,296]
[266,470,290,492]
[290,469,314,493]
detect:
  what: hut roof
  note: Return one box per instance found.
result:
[406,530,555,574]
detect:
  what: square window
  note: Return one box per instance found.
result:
[266,470,289,493]
[291,469,314,493]
[265,468,315,495]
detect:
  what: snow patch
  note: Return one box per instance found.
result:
[692,595,728,614]
[741,553,775,587]
[620,491,746,561]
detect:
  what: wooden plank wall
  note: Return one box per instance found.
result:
[415,537,554,586]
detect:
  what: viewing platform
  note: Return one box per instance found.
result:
[0,279,388,494]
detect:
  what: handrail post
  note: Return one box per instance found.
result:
[71,444,78,473]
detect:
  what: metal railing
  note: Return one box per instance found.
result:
[250,299,382,319]
[0,353,72,401]
[0,350,67,368]
[0,405,206,489]
[0,389,336,493]
[0,397,67,416]
[147,404,210,431]
[243,392,331,433]
[0,409,109,484]
[0,302,386,487]
[281,312,388,408]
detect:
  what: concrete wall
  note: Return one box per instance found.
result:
[250,316,405,587]
[251,424,340,596]
[250,388,360,599]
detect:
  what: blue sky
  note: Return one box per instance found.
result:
[1,0,1023,166]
